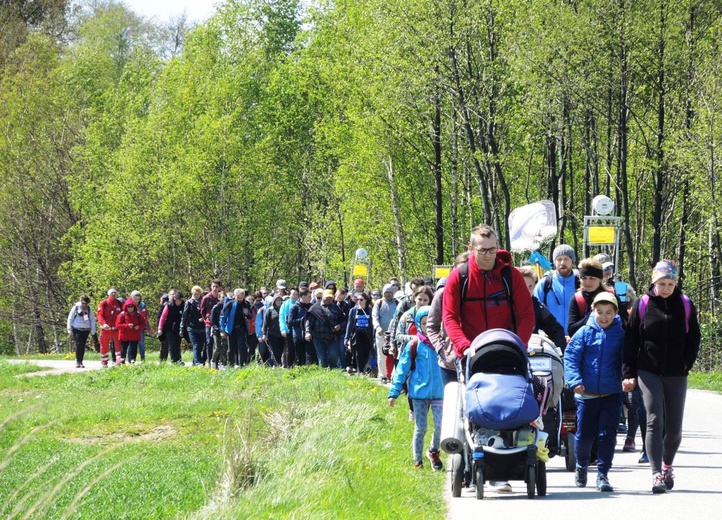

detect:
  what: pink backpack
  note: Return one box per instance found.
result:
[637,294,692,333]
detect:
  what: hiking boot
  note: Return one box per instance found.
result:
[427,450,444,471]
[413,461,423,469]
[652,473,667,494]
[596,474,613,492]
[662,466,675,490]
[623,436,636,452]
[639,453,649,464]
[575,465,588,488]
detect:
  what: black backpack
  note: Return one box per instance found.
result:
[457,261,517,332]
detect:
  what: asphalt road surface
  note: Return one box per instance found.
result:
[445,389,722,519]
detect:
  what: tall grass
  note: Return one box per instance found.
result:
[0,360,446,519]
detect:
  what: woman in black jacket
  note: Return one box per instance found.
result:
[344,292,375,374]
[567,258,629,337]
[622,260,701,494]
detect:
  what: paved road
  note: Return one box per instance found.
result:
[445,389,722,519]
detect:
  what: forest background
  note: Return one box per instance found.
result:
[1,0,721,364]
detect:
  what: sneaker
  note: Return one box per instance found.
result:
[662,466,674,490]
[623,437,636,452]
[491,481,512,493]
[639,453,649,464]
[413,461,423,469]
[575,465,588,487]
[427,450,444,471]
[596,474,613,492]
[652,472,667,494]
[408,410,415,422]
[76,363,85,369]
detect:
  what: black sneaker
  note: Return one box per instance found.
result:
[596,474,613,492]
[427,449,444,471]
[575,466,588,487]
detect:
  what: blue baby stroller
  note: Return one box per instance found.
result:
[444,329,548,499]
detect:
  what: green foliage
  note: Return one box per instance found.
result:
[3,0,722,351]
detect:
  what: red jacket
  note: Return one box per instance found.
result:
[442,250,534,357]
[200,292,219,327]
[116,300,147,342]
[97,297,123,330]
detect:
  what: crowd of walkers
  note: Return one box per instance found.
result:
[66,223,701,495]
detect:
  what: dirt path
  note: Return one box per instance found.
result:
[7,359,105,377]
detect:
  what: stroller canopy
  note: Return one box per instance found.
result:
[467,329,530,379]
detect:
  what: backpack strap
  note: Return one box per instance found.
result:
[682,295,691,333]
[459,261,469,304]
[410,340,418,372]
[542,272,555,305]
[574,291,587,317]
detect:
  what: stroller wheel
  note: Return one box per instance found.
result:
[536,461,547,496]
[526,464,536,499]
[565,434,577,472]
[451,454,464,498]
[475,466,484,500]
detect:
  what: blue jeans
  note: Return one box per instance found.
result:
[313,337,339,369]
[412,398,443,464]
[137,330,146,361]
[575,393,623,475]
[188,329,207,366]
[338,338,347,369]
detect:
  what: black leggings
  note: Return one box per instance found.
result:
[351,334,373,374]
[266,334,284,367]
[638,370,687,474]
[72,329,90,364]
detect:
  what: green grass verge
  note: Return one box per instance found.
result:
[688,371,722,393]
[0,359,446,519]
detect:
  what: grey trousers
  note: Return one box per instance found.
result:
[637,370,687,474]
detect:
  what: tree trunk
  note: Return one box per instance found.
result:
[383,156,406,281]
[433,77,444,264]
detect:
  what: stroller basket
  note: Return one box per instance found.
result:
[464,329,539,430]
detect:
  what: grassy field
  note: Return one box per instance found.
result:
[0,356,446,520]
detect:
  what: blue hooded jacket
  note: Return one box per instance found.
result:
[388,306,444,400]
[564,313,625,398]
[533,271,579,335]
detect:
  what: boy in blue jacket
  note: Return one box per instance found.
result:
[388,306,444,471]
[564,292,625,492]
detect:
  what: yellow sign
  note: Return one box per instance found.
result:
[588,226,616,244]
[352,264,368,277]
[432,265,452,279]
